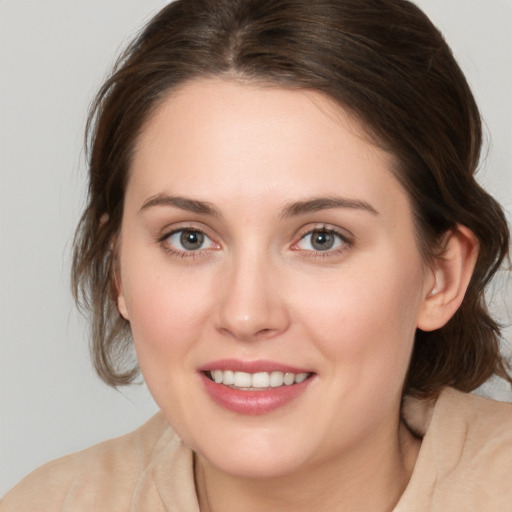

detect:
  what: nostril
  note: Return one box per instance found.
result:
[214,280,291,341]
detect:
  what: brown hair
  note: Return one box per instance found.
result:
[72,0,511,395]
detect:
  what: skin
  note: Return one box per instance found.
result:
[116,79,475,512]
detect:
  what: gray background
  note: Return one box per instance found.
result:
[1,0,511,495]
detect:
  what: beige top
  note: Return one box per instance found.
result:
[2,387,512,511]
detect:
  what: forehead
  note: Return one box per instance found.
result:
[128,79,409,219]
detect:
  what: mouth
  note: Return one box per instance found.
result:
[198,359,316,414]
[199,362,315,414]
[204,370,312,390]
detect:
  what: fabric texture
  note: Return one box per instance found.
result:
[2,387,511,511]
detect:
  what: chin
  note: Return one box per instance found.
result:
[200,448,308,480]
[185,426,312,479]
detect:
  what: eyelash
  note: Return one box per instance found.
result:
[157,226,219,259]
[157,224,354,260]
[291,225,353,258]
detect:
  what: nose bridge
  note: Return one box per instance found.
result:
[216,242,289,341]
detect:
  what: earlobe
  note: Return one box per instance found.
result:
[417,225,479,331]
[116,286,130,321]
[114,269,130,320]
[110,238,130,321]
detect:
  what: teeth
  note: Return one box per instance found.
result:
[252,372,270,388]
[283,372,295,385]
[208,370,311,388]
[269,371,284,387]
[223,370,234,385]
[295,373,309,383]
[233,371,252,387]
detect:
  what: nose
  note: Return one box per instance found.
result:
[214,250,290,342]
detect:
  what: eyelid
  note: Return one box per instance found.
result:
[156,222,221,257]
[290,223,354,254]
[167,229,216,249]
[293,223,353,243]
[156,221,217,242]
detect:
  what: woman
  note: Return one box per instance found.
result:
[2,0,511,510]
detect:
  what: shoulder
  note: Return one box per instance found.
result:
[400,388,512,511]
[0,413,175,512]
[430,387,512,450]
[403,386,512,441]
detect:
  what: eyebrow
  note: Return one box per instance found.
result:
[139,193,378,218]
[280,196,379,218]
[139,194,220,217]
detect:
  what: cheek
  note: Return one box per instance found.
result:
[122,267,215,419]
[294,254,424,370]
[121,262,214,363]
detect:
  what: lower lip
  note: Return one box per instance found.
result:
[200,373,314,415]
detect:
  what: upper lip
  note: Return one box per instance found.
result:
[197,359,313,374]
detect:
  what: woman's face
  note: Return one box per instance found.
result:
[117,79,433,478]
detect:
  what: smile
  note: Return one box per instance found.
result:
[207,370,311,389]
[200,366,315,415]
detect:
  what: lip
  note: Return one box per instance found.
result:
[197,358,312,374]
[197,360,315,415]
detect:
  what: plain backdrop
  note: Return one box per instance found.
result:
[1,0,511,495]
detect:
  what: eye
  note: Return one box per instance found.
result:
[164,229,216,252]
[295,228,347,252]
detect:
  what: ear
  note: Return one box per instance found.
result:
[110,236,130,321]
[417,225,479,331]
[116,277,130,321]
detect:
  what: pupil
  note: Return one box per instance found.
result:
[312,230,334,251]
[180,230,204,250]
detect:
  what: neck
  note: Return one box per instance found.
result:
[195,419,420,512]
